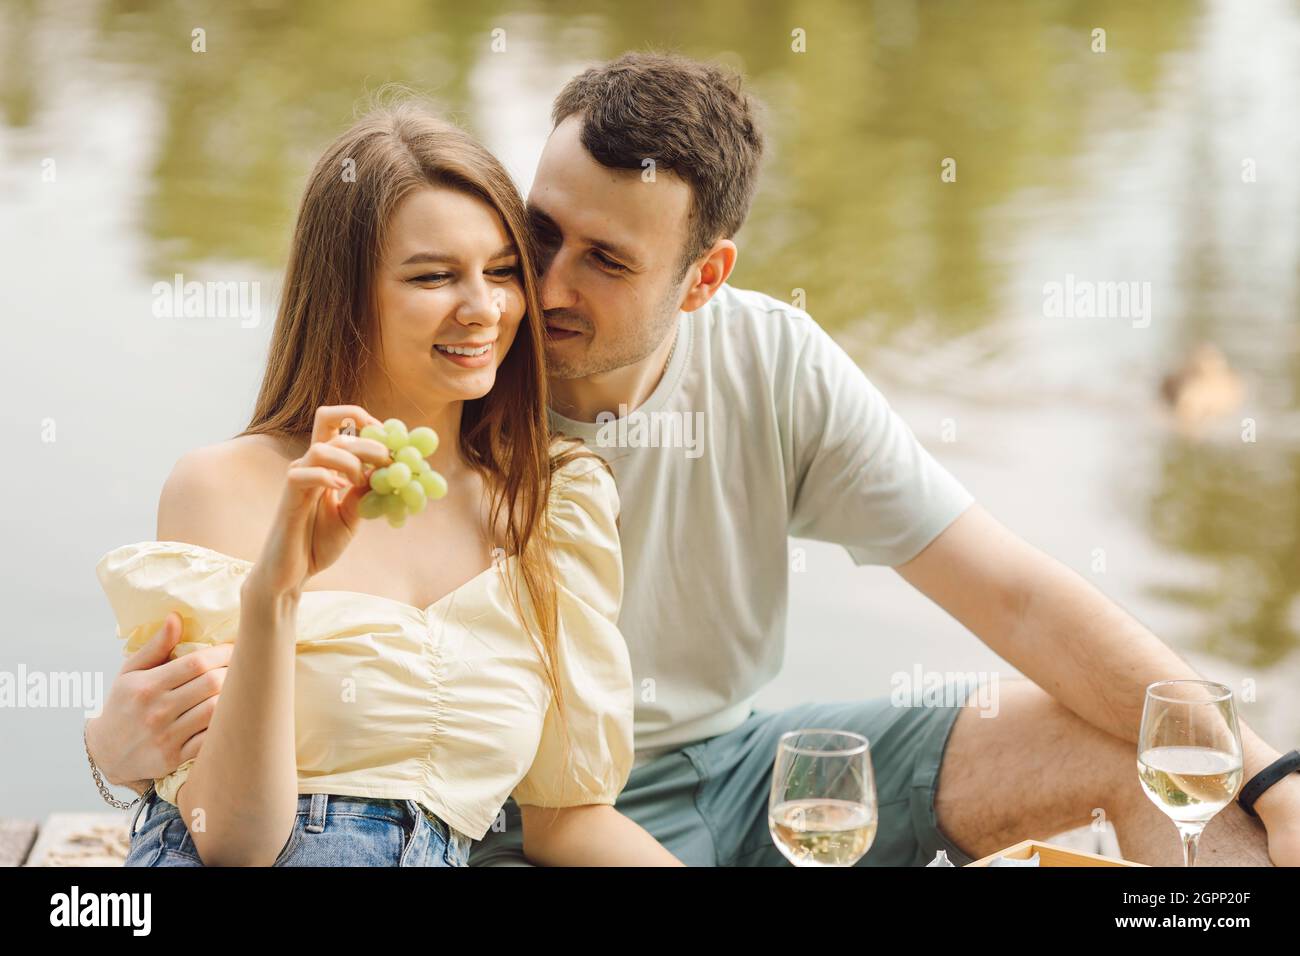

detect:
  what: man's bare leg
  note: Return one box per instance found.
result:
[934,678,1271,865]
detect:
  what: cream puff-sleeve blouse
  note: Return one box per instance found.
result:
[94,452,633,842]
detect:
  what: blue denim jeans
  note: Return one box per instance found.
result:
[125,786,472,867]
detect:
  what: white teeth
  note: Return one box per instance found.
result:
[435,343,491,357]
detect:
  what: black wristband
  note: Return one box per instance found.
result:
[1239,749,1300,818]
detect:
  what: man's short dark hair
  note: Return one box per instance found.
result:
[551,51,765,277]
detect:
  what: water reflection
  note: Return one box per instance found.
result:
[2,0,1296,670]
[1149,440,1300,667]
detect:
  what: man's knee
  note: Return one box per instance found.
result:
[937,676,1135,847]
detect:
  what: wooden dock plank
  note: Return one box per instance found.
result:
[0,819,40,867]
[22,814,130,866]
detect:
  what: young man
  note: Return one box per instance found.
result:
[88,53,1299,867]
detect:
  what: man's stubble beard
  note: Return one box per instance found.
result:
[544,282,682,381]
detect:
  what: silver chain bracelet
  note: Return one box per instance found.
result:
[83,722,144,811]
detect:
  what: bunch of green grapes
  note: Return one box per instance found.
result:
[356,419,448,528]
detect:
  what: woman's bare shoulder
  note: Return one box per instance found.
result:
[155,433,297,559]
[165,434,297,491]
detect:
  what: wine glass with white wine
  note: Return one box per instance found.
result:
[768,729,877,867]
[1137,680,1244,867]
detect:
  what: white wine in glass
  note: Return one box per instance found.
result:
[768,730,877,867]
[1137,680,1243,866]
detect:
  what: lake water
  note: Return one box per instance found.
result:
[1,0,1297,821]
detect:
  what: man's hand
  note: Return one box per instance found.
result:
[85,612,230,789]
[896,503,1298,866]
[1256,775,1300,866]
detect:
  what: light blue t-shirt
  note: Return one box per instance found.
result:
[549,284,975,764]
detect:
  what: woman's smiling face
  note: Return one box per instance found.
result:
[375,185,526,404]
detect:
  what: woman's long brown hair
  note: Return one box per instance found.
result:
[239,95,583,769]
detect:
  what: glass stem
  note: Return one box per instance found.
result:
[1176,824,1205,867]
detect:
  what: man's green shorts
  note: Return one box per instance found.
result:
[470,687,977,867]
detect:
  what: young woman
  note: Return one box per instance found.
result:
[96,100,681,866]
